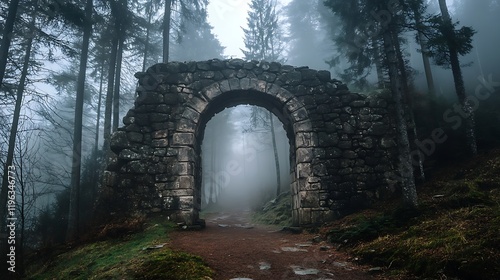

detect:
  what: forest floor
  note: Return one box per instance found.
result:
[25,148,500,279]
[169,210,381,280]
[322,148,500,279]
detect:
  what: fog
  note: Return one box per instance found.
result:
[201,105,290,211]
[1,0,500,254]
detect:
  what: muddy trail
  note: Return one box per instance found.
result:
[168,211,380,280]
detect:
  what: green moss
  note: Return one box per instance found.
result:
[133,250,213,280]
[252,192,292,226]
[26,217,212,280]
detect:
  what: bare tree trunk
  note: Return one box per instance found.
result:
[163,0,172,63]
[102,37,118,154]
[18,139,26,277]
[94,61,105,156]
[418,33,435,96]
[269,111,281,196]
[67,0,93,241]
[0,1,35,268]
[383,29,418,208]
[413,5,436,96]
[0,0,20,86]
[112,38,123,132]
[209,132,216,206]
[372,39,386,89]
[438,0,477,156]
[142,6,152,72]
[392,31,425,182]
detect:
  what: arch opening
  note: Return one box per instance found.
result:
[198,105,292,220]
[182,83,318,226]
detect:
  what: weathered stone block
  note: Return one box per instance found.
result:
[163,196,180,210]
[299,191,319,208]
[305,182,321,191]
[228,78,241,90]
[296,148,314,162]
[294,121,313,133]
[177,118,196,133]
[127,161,147,173]
[195,71,215,80]
[127,132,143,143]
[152,139,169,148]
[312,163,327,176]
[262,61,278,72]
[182,107,200,121]
[174,162,193,175]
[291,107,308,122]
[219,79,231,92]
[297,163,311,178]
[178,147,195,162]
[152,130,168,139]
[196,62,210,70]
[275,88,293,103]
[172,133,195,146]
[236,69,247,78]
[298,208,312,224]
[296,132,314,148]
[137,92,163,104]
[258,72,276,82]
[179,176,195,188]
[162,189,194,197]
[255,80,267,92]
[110,131,130,152]
[150,113,169,123]
[227,58,244,69]
[210,59,225,70]
[119,149,141,160]
[187,96,207,114]
[318,132,339,146]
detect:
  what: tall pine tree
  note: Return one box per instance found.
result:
[241,0,285,62]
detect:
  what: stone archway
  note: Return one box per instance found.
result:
[100,59,399,227]
[177,79,319,226]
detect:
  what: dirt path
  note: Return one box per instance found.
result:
[168,211,378,280]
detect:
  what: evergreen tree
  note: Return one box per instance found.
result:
[162,0,207,63]
[285,0,334,69]
[426,0,477,156]
[170,5,224,61]
[241,0,285,62]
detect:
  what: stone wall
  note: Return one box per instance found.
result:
[98,59,399,226]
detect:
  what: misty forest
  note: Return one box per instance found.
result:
[1,0,500,279]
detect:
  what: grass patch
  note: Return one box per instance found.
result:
[252,191,292,226]
[324,148,500,279]
[26,216,213,280]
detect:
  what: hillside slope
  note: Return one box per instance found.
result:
[25,217,213,280]
[324,148,500,279]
